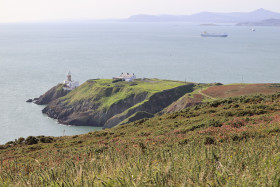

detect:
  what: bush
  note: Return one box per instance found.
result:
[25,136,38,145]
[178,139,188,146]
[215,83,223,86]
[207,119,223,127]
[5,141,14,145]
[17,137,25,144]
[268,128,280,134]
[231,132,250,141]
[39,137,54,143]
[95,147,108,154]
[112,79,123,83]
[210,101,221,107]
[0,145,8,149]
[204,136,215,145]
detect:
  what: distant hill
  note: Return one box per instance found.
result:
[237,18,280,26]
[125,9,280,23]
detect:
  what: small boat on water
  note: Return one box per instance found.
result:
[201,32,228,37]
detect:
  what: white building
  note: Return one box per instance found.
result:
[113,73,136,82]
[63,71,79,90]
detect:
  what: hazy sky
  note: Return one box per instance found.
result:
[0,0,280,23]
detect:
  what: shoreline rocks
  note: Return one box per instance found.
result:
[26,99,33,103]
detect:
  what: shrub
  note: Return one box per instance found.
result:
[137,132,151,136]
[178,139,188,145]
[25,136,38,145]
[112,79,123,83]
[231,132,250,141]
[225,111,233,117]
[95,131,108,137]
[207,119,223,127]
[210,101,221,107]
[268,128,280,134]
[5,141,14,145]
[0,145,8,149]
[139,142,147,152]
[204,136,215,145]
[95,147,108,154]
[17,137,25,144]
[229,119,246,128]
[39,137,54,143]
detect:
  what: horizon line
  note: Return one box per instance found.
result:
[0,8,278,24]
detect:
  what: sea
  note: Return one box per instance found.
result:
[0,22,280,144]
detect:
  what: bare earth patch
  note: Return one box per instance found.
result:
[202,83,280,98]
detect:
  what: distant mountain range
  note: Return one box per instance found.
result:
[124,9,280,23]
[237,19,280,26]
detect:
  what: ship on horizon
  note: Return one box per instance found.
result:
[201,32,228,37]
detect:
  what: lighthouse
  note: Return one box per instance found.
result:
[67,71,72,82]
[63,71,79,90]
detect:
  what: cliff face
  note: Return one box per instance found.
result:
[35,84,70,105]
[43,91,148,127]
[162,93,204,114]
[40,79,195,128]
[103,85,193,128]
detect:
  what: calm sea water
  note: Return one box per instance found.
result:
[0,22,280,144]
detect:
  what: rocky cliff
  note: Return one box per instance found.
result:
[35,84,71,105]
[39,79,195,128]
[103,84,193,128]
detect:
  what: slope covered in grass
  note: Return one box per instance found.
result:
[2,93,280,186]
[162,83,280,114]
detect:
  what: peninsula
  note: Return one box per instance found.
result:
[36,77,195,128]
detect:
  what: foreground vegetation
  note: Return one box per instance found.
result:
[2,93,280,186]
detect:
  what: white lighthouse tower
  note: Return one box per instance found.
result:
[67,71,72,81]
[63,71,79,90]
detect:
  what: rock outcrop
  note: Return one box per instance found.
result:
[35,84,71,105]
[26,99,33,103]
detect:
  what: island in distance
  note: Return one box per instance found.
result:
[124,8,280,23]
[237,18,280,26]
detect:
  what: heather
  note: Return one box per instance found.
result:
[1,93,280,186]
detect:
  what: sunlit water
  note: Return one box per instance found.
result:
[0,22,279,144]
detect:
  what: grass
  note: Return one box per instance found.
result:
[55,84,65,91]
[62,79,188,110]
[2,93,280,185]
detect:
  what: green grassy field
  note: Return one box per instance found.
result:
[1,92,280,186]
[63,78,188,109]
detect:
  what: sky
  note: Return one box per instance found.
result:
[0,0,280,23]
